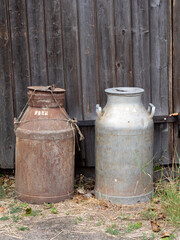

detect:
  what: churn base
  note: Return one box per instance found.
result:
[95,190,153,205]
[15,190,74,204]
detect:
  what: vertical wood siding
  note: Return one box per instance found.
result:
[150,0,172,164]
[0,0,176,168]
[173,0,180,162]
[0,0,14,168]
[44,0,65,88]
[132,0,151,107]
[8,0,31,116]
[114,0,133,87]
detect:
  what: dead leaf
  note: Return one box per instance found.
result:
[73,195,88,203]
[157,213,166,220]
[43,202,54,209]
[84,193,93,198]
[161,231,171,238]
[153,197,160,204]
[77,187,86,195]
[150,220,161,232]
[0,207,4,213]
[98,200,109,209]
[11,183,15,188]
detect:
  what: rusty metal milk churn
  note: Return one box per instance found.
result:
[95,87,155,204]
[15,86,75,204]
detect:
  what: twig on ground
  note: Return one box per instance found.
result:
[49,230,63,240]
[70,230,96,234]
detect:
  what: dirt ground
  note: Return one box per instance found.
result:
[0,175,179,240]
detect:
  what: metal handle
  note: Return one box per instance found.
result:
[148,103,156,118]
[96,104,102,119]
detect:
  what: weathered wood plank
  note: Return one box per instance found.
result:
[150,0,170,116]
[77,0,98,120]
[131,0,151,107]
[61,0,83,120]
[173,0,180,162]
[114,0,133,87]
[0,0,14,168]
[150,0,172,165]
[8,0,31,116]
[44,0,64,88]
[96,0,116,107]
[26,0,48,85]
[76,0,98,167]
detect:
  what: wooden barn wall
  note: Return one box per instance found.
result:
[0,0,176,169]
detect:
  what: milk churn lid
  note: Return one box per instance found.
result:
[27,85,66,93]
[105,87,144,95]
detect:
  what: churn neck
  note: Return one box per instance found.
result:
[27,86,66,108]
[105,87,144,105]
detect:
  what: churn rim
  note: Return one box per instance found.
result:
[28,86,66,93]
[105,87,144,95]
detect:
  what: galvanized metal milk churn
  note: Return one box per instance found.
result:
[15,86,75,204]
[95,87,155,204]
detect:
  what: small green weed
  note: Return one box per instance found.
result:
[11,214,21,222]
[142,233,148,240]
[125,221,142,233]
[31,210,41,216]
[10,206,23,214]
[66,211,72,216]
[19,203,29,208]
[8,203,16,208]
[9,224,12,228]
[106,223,120,236]
[111,223,117,228]
[51,207,58,214]
[74,216,83,224]
[25,207,41,217]
[8,199,18,208]
[0,216,9,221]
[142,232,156,240]
[17,226,29,231]
[87,216,94,222]
[44,202,54,209]
[96,218,103,226]
[77,216,82,221]
[141,207,156,220]
[41,212,45,218]
[150,233,156,239]
[106,224,119,236]
[74,220,78,224]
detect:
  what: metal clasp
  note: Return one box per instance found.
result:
[96,104,103,119]
[148,103,156,118]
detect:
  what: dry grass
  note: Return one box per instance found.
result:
[0,174,179,240]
